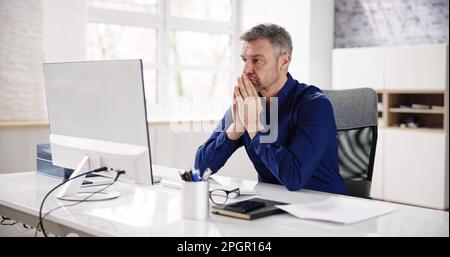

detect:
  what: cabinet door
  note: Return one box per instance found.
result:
[385,44,448,90]
[384,129,447,209]
[332,47,384,90]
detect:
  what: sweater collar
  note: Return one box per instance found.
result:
[275,72,295,105]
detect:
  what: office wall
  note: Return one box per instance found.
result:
[335,0,449,48]
[0,0,46,121]
[308,0,335,88]
[0,126,50,173]
[0,0,86,121]
[0,123,258,181]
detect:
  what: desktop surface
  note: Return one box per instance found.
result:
[0,165,448,237]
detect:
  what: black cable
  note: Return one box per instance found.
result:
[42,182,114,219]
[1,216,17,226]
[37,178,117,237]
[37,168,125,237]
[35,166,114,237]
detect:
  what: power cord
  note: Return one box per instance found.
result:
[1,216,17,226]
[36,179,115,237]
[35,167,125,237]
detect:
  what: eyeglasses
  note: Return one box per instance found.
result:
[209,188,240,205]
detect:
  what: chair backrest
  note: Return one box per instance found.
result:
[322,88,378,198]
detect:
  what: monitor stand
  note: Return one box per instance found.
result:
[55,155,120,201]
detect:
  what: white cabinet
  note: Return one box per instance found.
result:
[332,44,449,210]
[332,47,384,90]
[384,129,448,210]
[332,44,448,90]
[385,44,448,90]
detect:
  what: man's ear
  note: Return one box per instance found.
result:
[279,53,291,71]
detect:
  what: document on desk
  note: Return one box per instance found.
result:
[276,196,396,224]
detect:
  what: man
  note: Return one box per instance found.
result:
[194,24,347,195]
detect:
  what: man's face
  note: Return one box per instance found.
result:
[240,38,283,92]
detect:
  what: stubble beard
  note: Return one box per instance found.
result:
[248,76,262,92]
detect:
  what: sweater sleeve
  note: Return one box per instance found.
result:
[249,97,337,191]
[194,108,244,175]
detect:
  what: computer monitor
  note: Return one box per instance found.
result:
[43,59,154,201]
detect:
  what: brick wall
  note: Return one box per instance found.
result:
[0,0,86,121]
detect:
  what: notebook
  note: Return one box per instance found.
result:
[211,198,287,220]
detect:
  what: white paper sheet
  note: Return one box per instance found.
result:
[276,196,396,224]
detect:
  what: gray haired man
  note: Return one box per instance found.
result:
[195,24,347,194]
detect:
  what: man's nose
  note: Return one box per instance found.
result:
[243,62,253,75]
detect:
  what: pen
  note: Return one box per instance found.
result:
[181,170,190,181]
[192,169,200,182]
[202,168,212,181]
[182,170,192,181]
[188,170,194,181]
[192,173,200,182]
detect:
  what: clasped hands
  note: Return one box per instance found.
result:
[226,74,265,140]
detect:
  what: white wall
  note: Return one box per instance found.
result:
[0,0,86,121]
[0,126,50,173]
[0,123,259,180]
[309,0,335,88]
[0,0,46,121]
[152,122,257,180]
[239,0,334,89]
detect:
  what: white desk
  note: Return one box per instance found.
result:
[0,165,448,237]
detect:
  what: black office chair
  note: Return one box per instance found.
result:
[323,88,378,198]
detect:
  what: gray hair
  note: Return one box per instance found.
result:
[240,23,293,56]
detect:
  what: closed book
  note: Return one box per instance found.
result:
[211,198,287,220]
[431,105,444,111]
[411,104,430,110]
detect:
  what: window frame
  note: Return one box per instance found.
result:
[87,0,241,122]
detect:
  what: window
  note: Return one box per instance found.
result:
[86,0,238,121]
[169,0,232,21]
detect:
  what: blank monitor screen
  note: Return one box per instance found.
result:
[43,59,153,184]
